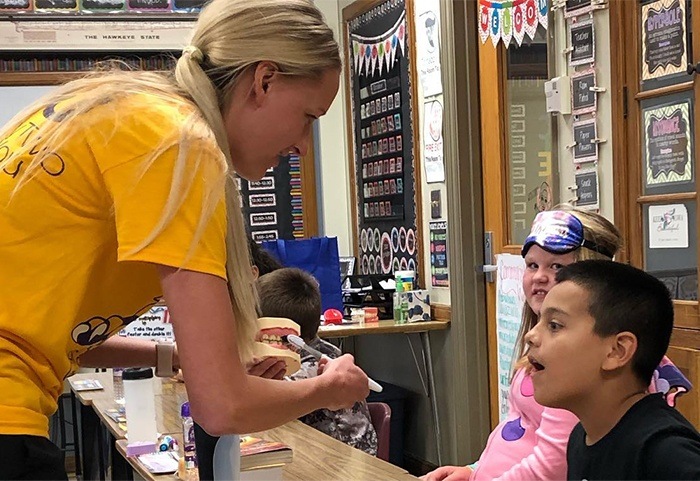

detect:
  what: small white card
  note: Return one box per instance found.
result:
[70,379,104,392]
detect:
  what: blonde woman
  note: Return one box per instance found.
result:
[0,1,369,479]
[423,206,690,481]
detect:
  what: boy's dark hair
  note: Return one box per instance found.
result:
[257,267,321,342]
[555,260,674,385]
[249,238,283,277]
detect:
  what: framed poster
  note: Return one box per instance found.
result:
[571,69,598,115]
[573,119,598,163]
[569,20,595,67]
[641,0,689,90]
[641,93,694,193]
[565,0,592,18]
[575,168,599,208]
[344,0,422,283]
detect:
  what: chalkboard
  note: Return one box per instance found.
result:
[81,0,125,10]
[128,0,170,10]
[239,155,307,243]
[575,169,599,207]
[571,70,597,115]
[0,0,31,10]
[346,0,420,281]
[641,92,694,194]
[172,0,204,10]
[641,0,689,90]
[573,119,598,163]
[565,0,592,17]
[35,0,77,9]
[570,21,594,66]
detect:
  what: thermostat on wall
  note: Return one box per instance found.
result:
[544,76,571,115]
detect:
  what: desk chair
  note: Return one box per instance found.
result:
[368,402,391,462]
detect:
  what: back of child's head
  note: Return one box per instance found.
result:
[257,267,321,342]
[248,238,283,277]
[555,260,674,385]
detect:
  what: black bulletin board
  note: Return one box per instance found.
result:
[239,154,307,243]
[344,0,422,282]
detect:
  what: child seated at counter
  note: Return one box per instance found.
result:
[529,260,700,480]
[257,267,378,456]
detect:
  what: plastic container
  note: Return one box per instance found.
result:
[123,367,158,444]
[394,270,415,293]
[113,367,125,407]
[181,402,198,470]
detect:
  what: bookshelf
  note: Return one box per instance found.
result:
[0,12,195,85]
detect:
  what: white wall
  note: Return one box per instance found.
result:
[553,9,614,220]
[0,86,55,126]
[314,0,354,255]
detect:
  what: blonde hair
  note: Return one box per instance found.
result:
[0,0,340,362]
[513,205,622,370]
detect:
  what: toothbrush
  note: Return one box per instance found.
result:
[285,334,383,392]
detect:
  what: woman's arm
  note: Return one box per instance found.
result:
[159,266,369,436]
[79,336,178,370]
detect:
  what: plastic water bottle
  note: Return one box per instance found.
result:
[113,368,125,409]
[123,367,157,444]
[181,402,198,469]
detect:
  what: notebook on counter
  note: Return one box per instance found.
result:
[240,435,293,471]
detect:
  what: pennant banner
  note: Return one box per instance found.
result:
[478,0,548,48]
[351,10,406,77]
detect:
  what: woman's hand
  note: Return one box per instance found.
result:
[316,354,369,411]
[246,357,286,380]
[421,466,473,481]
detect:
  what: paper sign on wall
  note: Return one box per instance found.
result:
[119,306,173,340]
[649,203,689,248]
[495,254,526,422]
[423,99,445,183]
[416,0,443,97]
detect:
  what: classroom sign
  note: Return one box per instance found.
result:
[495,254,526,422]
[478,0,548,47]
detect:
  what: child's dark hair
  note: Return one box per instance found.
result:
[257,267,321,342]
[555,260,673,385]
[248,238,283,277]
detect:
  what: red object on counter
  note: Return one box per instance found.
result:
[323,308,343,325]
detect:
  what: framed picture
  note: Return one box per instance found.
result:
[339,256,356,279]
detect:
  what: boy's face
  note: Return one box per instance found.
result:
[525,281,612,410]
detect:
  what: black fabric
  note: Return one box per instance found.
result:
[0,434,68,481]
[567,393,700,480]
[193,421,219,481]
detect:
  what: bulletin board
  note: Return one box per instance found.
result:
[343,0,423,284]
[240,152,318,243]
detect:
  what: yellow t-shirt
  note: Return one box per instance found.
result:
[0,93,227,437]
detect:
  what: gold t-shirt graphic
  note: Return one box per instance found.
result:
[0,94,227,437]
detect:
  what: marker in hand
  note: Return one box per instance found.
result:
[284,334,383,392]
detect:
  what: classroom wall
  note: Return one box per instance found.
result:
[0,86,55,126]
[314,0,354,256]
[315,0,458,468]
[553,8,615,220]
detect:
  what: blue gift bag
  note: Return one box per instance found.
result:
[261,237,343,312]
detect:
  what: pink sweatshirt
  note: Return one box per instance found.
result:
[470,368,578,481]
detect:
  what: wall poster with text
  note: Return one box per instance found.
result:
[641,0,690,90]
[642,93,694,194]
